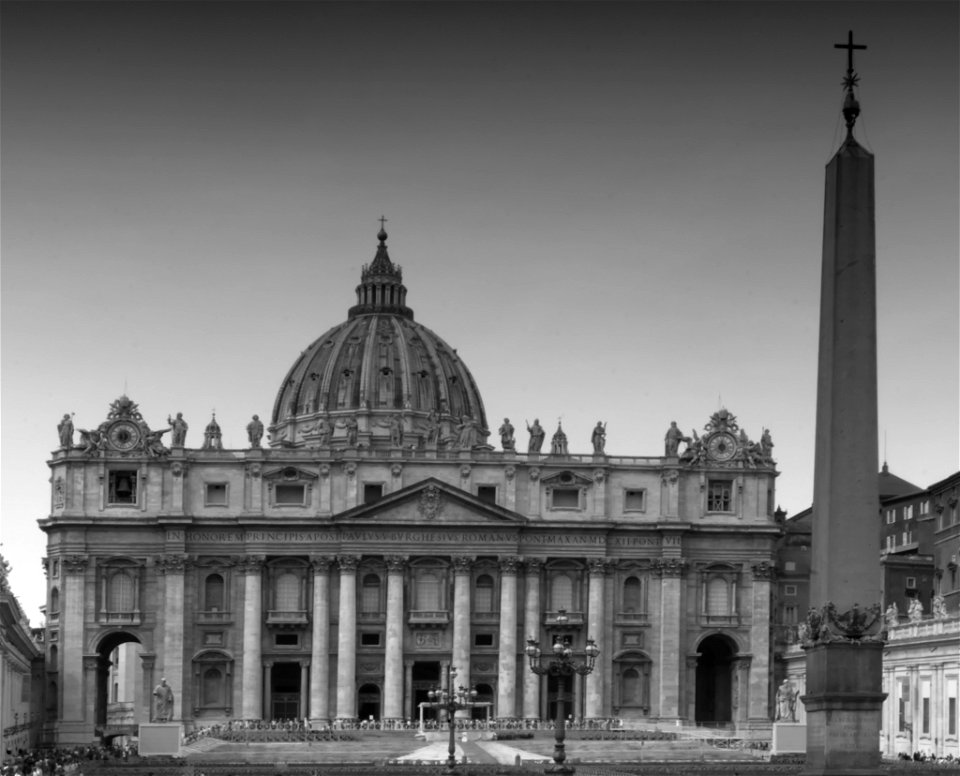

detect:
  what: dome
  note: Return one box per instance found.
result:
[269,228,489,450]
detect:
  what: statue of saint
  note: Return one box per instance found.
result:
[499,418,515,451]
[526,419,545,453]
[389,414,404,447]
[345,416,359,447]
[591,421,606,454]
[775,680,797,722]
[456,415,477,449]
[246,415,264,448]
[58,414,74,449]
[168,413,188,447]
[907,597,924,622]
[664,421,683,456]
[153,677,174,722]
[760,427,774,462]
[316,417,332,447]
[422,411,439,446]
[932,594,947,619]
[884,601,899,628]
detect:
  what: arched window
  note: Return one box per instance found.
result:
[474,574,494,612]
[416,572,442,610]
[50,587,60,616]
[623,576,642,613]
[706,577,729,616]
[107,571,135,612]
[48,645,58,671]
[275,572,300,611]
[204,574,224,611]
[361,573,381,614]
[551,575,573,611]
[202,668,223,707]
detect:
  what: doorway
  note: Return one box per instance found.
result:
[695,634,737,724]
[411,661,441,721]
[270,662,301,720]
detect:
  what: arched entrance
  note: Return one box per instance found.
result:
[94,631,144,741]
[695,633,737,724]
[358,683,382,722]
[411,661,441,721]
[472,682,493,721]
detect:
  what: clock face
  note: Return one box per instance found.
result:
[108,421,141,451]
[707,432,737,462]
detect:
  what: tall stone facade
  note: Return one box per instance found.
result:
[39,231,780,744]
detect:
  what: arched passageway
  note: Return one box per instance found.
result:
[695,633,737,724]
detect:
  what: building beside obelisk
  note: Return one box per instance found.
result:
[801,32,886,775]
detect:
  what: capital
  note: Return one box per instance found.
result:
[451,555,474,574]
[337,554,361,573]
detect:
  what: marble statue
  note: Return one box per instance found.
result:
[907,597,924,623]
[389,414,404,447]
[664,421,683,456]
[526,419,545,453]
[499,418,515,451]
[153,678,174,722]
[58,413,74,449]
[345,416,358,447]
[247,415,264,448]
[168,413,188,447]
[775,679,798,722]
[931,594,947,619]
[591,421,606,454]
[884,602,899,628]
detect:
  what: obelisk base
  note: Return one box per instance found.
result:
[800,641,885,776]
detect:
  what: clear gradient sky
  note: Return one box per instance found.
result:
[2,1,958,623]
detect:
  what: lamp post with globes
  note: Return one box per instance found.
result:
[426,665,479,771]
[525,610,599,775]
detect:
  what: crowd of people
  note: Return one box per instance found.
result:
[896,751,957,764]
[1,744,134,776]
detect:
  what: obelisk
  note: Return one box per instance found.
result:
[802,31,885,776]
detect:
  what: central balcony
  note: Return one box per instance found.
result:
[408,609,450,627]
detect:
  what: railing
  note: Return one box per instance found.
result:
[197,610,233,623]
[358,611,385,622]
[472,611,499,622]
[545,610,584,626]
[699,614,741,626]
[615,612,650,625]
[266,609,308,624]
[408,610,449,625]
[100,611,142,625]
[887,614,959,641]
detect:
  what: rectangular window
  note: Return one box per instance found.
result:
[363,483,384,504]
[108,470,138,505]
[624,489,646,512]
[476,485,497,504]
[904,505,914,520]
[898,677,911,733]
[205,483,228,506]
[275,633,299,647]
[905,577,917,590]
[551,488,580,509]
[707,481,733,512]
[784,605,797,624]
[275,484,306,505]
[784,584,797,596]
[784,561,796,572]
[921,679,931,734]
[919,499,929,515]
[360,632,381,647]
[474,633,494,647]
[886,509,896,525]
[948,677,958,736]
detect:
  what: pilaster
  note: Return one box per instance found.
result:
[383,555,406,722]
[309,556,332,723]
[522,557,543,719]
[585,559,607,718]
[239,556,264,719]
[335,554,360,721]
[496,556,519,720]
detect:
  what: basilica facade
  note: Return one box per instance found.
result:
[40,229,780,744]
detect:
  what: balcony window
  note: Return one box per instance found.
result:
[108,471,138,505]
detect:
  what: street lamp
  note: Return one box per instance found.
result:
[426,666,479,771]
[525,610,600,775]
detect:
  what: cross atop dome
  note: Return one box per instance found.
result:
[835,30,867,137]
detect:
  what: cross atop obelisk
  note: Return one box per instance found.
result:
[834,30,867,134]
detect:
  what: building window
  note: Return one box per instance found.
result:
[205,483,228,507]
[275,484,306,505]
[51,559,59,577]
[204,574,225,611]
[108,470,138,505]
[106,571,135,612]
[49,587,60,617]
[624,489,646,512]
[919,499,930,515]
[476,485,497,504]
[904,505,914,520]
[784,605,797,624]
[202,668,224,706]
[905,577,917,590]
[921,679,931,734]
[550,575,574,612]
[360,632,381,647]
[415,572,442,611]
[275,572,300,610]
[363,483,384,504]
[898,677,911,733]
[706,577,730,615]
[784,584,797,597]
[948,677,958,736]
[474,574,494,613]
[551,488,580,509]
[707,480,733,512]
[622,576,643,613]
[474,633,495,647]
[885,509,895,524]
[274,633,298,647]
[784,561,796,572]
[361,574,381,614]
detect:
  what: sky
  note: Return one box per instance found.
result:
[2,1,958,624]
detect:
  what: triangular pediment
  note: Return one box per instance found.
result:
[334,477,525,526]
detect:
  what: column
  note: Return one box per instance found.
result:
[309,556,332,723]
[404,661,414,725]
[335,555,359,721]
[585,559,606,718]
[383,556,406,722]
[655,556,686,720]
[59,556,88,734]
[300,662,309,719]
[522,558,543,719]
[748,563,773,722]
[496,557,519,721]
[450,555,473,716]
[734,657,751,723]
[240,556,264,719]
[158,554,187,722]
